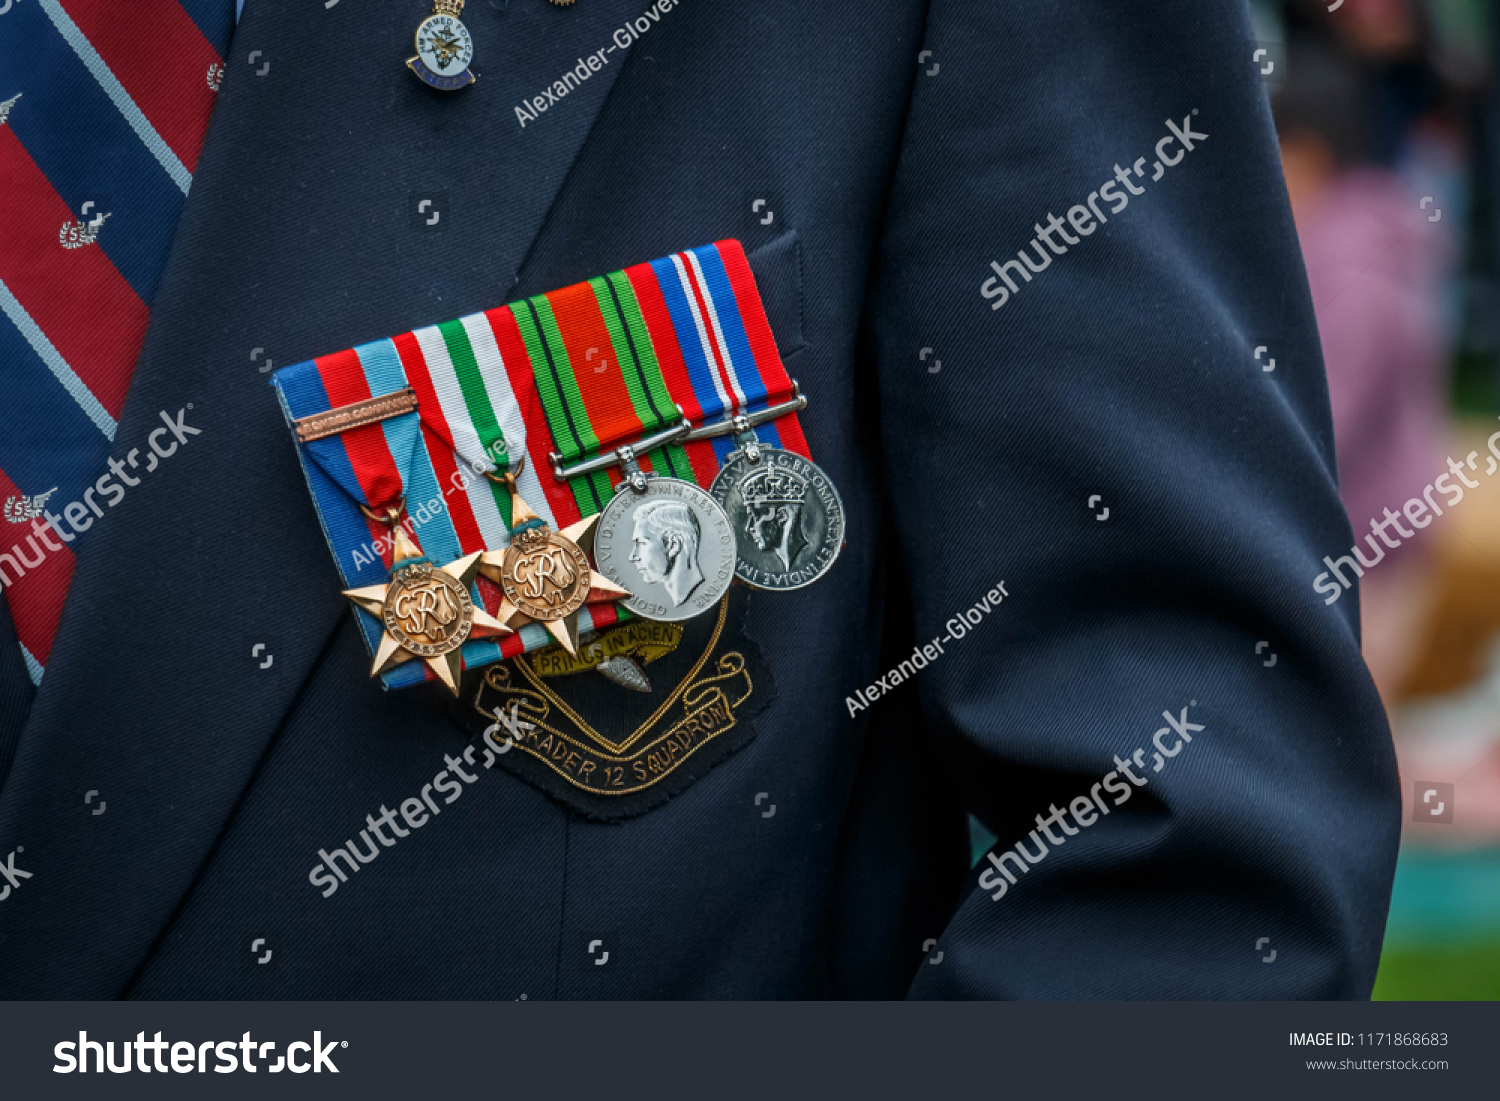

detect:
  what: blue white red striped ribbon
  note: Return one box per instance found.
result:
[272,240,806,690]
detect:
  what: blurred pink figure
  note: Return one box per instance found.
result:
[1283,147,1451,698]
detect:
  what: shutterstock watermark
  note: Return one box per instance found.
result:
[54,1031,343,1074]
[1313,426,1500,604]
[0,408,200,592]
[513,0,680,128]
[350,444,499,570]
[845,582,1007,718]
[0,846,30,900]
[977,702,1204,900]
[308,707,529,898]
[980,111,1208,313]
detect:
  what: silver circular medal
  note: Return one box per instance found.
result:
[711,448,844,591]
[593,478,737,622]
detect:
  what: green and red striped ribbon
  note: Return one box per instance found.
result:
[270,240,808,688]
[511,274,693,517]
[516,240,808,516]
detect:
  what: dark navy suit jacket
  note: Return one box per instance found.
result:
[0,0,1398,998]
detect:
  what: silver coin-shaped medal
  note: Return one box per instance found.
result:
[710,448,844,591]
[593,478,738,622]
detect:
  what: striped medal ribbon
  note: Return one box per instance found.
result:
[528,239,810,511]
[272,317,632,692]
[270,239,834,691]
[526,240,842,598]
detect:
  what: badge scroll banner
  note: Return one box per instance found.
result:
[271,239,806,690]
[531,619,683,679]
[407,56,476,91]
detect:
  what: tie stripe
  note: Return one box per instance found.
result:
[0,0,231,683]
[0,277,117,440]
[0,130,148,420]
[35,0,193,192]
[0,11,192,299]
[18,642,44,685]
[0,464,76,667]
[54,0,221,173]
[178,0,237,54]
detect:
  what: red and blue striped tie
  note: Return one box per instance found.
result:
[0,0,235,683]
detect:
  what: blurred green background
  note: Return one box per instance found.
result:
[1373,848,1500,998]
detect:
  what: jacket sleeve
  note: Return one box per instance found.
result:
[868,0,1401,998]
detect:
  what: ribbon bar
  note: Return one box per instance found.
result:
[682,385,806,443]
[271,239,811,691]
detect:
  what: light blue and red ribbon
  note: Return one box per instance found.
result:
[272,240,807,690]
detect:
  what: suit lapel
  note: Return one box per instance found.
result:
[0,0,639,996]
[0,591,35,790]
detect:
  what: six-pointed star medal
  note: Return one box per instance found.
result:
[478,477,629,657]
[343,524,511,695]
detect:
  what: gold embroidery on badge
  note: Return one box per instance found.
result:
[472,596,755,796]
[531,621,683,679]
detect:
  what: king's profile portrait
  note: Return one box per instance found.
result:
[742,466,809,572]
[628,498,706,607]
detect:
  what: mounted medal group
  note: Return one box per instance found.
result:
[272,240,841,813]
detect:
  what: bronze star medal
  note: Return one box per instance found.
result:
[479,472,629,657]
[343,513,511,694]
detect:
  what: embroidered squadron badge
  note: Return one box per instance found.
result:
[451,587,774,820]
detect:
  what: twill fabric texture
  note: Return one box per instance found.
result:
[0,0,1399,999]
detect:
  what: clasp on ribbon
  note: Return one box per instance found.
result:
[681,383,807,464]
[549,414,693,493]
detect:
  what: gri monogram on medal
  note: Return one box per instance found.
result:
[342,503,511,695]
[693,383,846,592]
[475,453,631,657]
